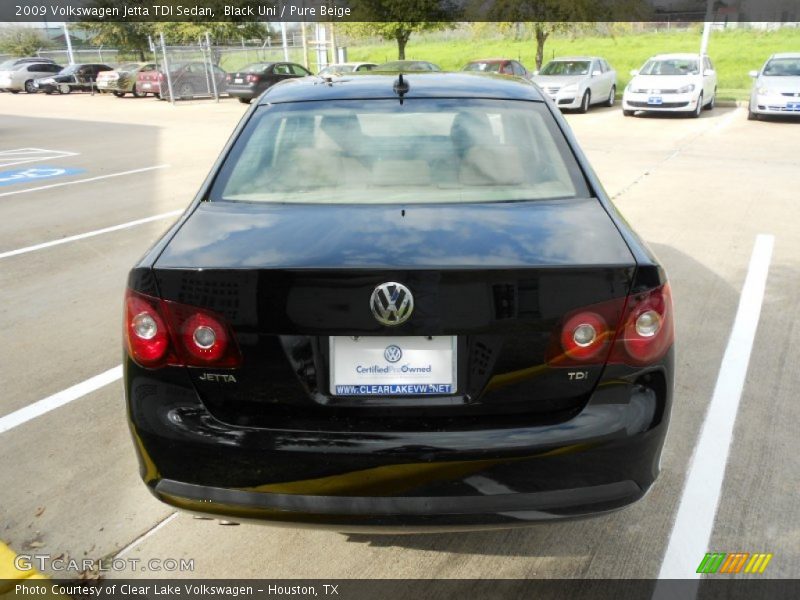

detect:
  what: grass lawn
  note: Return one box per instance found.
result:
[346,27,800,101]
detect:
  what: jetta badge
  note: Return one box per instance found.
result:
[371,282,414,326]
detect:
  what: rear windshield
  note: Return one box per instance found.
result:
[320,64,356,75]
[640,59,700,76]
[210,99,586,205]
[240,62,272,73]
[541,61,590,76]
[763,57,800,76]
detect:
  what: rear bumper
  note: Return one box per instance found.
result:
[96,81,126,92]
[127,351,673,528]
[155,478,643,529]
[226,86,259,100]
[137,81,161,94]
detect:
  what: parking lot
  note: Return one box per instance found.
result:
[1,92,798,581]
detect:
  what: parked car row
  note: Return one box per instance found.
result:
[3,51,798,120]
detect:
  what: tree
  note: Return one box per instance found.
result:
[474,0,651,70]
[77,22,155,61]
[0,27,50,57]
[343,0,454,60]
[158,22,267,46]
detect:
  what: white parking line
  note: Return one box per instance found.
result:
[0,164,168,198]
[0,209,183,260]
[654,234,774,594]
[0,366,122,435]
[0,147,79,169]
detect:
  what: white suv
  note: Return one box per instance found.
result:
[623,53,717,118]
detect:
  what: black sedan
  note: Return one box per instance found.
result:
[124,73,674,528]
[34,63,112,94]
[225,61,311,104]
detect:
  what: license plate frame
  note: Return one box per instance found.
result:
[234,78,244,84]
[329,335,457,396]
[648,96,663,105]
[787,102,800,111]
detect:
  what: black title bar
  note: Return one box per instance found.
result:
[2,0,799,23]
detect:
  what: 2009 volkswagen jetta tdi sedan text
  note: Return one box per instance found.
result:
[124,72,674,529]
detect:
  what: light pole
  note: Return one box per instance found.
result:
[63,23,75,65]
[700,0,714,57]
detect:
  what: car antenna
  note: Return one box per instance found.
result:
[393,73,409,104]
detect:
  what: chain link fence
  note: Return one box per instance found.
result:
[151,35,331,104]
[150,38,226,102]
[36,47,120,67]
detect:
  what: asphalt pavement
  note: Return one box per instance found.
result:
[0,92,797,582]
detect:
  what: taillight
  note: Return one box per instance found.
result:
[548,282,673,368]
[246,74,260,83]
[125,290,172,368]
[124,289,241,369]
[225,74,232,83]
[609,283,674,366]
[559,311,612,362]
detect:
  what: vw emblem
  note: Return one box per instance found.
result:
[370,282,414,326]
[384,345,403,363]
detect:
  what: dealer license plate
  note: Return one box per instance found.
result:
[787,102,800,111]
[330,336,456,396]
[648,96,663,105]
[143,82,151,89]
[235,78,243,84]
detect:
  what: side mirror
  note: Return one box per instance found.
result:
[591,70,602,77]
[630,69,639,77]
[748,70,759,78]
[703,68,714,77]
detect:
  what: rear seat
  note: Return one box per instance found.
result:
[459,145,525,186]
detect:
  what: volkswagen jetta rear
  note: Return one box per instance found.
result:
[124,73,674,529]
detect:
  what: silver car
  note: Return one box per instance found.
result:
[531,56,617,113]
[748,53,800,120]
[0,61,63,94]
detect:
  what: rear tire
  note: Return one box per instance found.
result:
[578,90,591,113]
[9,89,19,94]
[24,80,36,94]
[238,97,252,104]
[113,91,125,98]
[623,109,635,117]
[605,85,616,107]
[58,83,71,95]
[747,105,759,121]
[132,85,143,98]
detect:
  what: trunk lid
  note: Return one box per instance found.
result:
[153,200,636,430]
